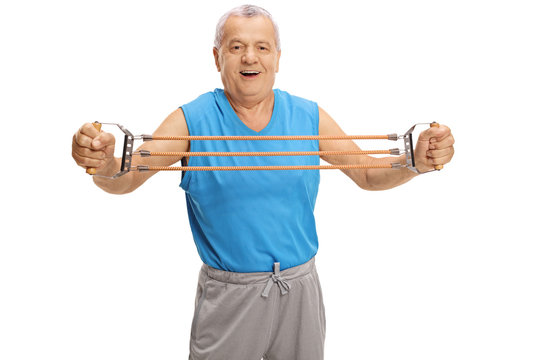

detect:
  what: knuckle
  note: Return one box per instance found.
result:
[74,145,90,158]
[72,135,80,148]
[81,123,94,132]
[72,150,82,164]
[75,133,91,148]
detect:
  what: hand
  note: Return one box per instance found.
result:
[414,124,455,173]
[72,123,116,173]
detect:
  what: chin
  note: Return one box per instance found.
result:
[239,85,273,97]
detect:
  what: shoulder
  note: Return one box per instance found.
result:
[275,89,317,108]
[179,90,226,134]
[180,90,220,113]
[274,89,319,134]
[274,89,318,117]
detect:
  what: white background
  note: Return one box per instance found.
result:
[1,0,539,359]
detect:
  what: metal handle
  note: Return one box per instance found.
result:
[86,122,102,175]
[430,122,444,171]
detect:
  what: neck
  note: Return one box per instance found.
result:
[224,89,275,117]
[224,89,275,132]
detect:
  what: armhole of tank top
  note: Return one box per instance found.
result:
[312,101,321,186]
[179,106,194,190]
[313,101,320,153]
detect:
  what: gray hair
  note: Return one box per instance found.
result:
[214,4,281,51]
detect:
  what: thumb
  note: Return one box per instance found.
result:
[418,123,451,143]
[91,131,115,150]
[418,126,445,142]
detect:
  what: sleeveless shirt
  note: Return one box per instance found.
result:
[180,88,320,272]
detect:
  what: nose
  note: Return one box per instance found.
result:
[242,46,258,64]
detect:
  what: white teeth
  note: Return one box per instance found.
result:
[241,71,260,74]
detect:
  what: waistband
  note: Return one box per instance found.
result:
[201,257,316,285]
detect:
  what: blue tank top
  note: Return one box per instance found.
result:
[180,88,320,272]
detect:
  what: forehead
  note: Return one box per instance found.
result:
[222,15,276,45]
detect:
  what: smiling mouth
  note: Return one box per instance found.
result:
[240,70,261,78]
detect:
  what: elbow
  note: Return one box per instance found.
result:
[353,169,378,191]
[101,187,133,195]
[93,178,136,195]
[358,168,387,191]
[357,181,382,192]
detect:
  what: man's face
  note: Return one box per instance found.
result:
[214,15,281,100]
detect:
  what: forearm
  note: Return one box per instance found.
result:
[362,155,418,191]
[317,106,453,191]
[92,158,145,195]
[327,153,417,191]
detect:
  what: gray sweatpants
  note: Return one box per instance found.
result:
[189,257,326,360]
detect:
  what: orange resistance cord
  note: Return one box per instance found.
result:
[132,134,400,172]
[139,150,394,157]
[150,135,391,141]
[136,164,394,172]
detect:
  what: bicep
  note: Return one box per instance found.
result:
[136,107,190,164]
[318,106,363,164]
[318,106,377,188]
[127,108,190,186]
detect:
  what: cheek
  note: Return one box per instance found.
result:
[222,59,240,75]
[266,56,280,72]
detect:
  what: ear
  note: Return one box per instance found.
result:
[213,47,221,72]
[275,50,281,73]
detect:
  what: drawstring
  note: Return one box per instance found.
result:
[262,262,291,298]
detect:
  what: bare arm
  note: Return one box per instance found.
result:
[318,107,454,190]
[72,108,190,194]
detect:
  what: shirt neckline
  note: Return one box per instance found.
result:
[216,88,279,135]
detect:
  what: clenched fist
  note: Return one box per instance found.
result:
[72,123,116,175]
[414,124,455,173]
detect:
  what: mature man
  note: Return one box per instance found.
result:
[72,5,455,360]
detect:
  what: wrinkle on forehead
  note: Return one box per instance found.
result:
[221,16,278,49]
